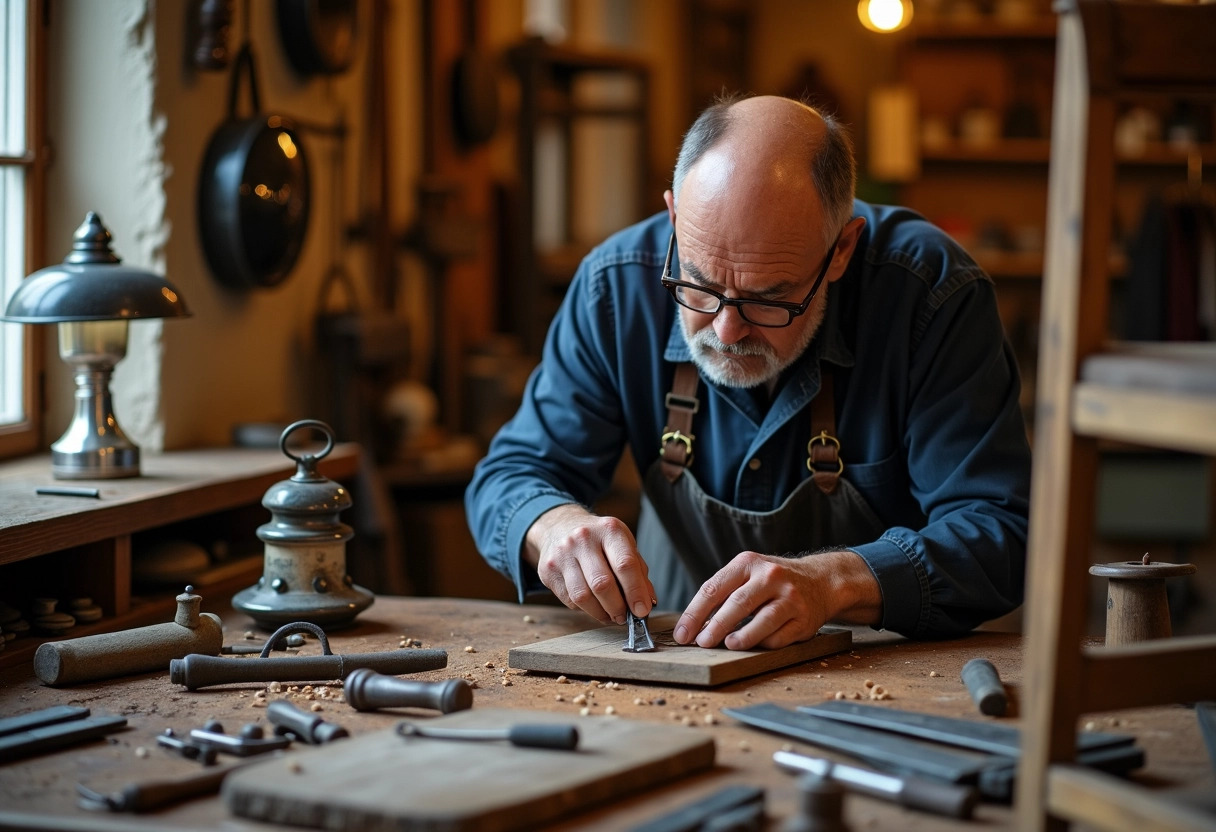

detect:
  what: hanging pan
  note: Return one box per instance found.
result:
[198,41,310,290]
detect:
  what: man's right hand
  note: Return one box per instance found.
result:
[524,504,656,625]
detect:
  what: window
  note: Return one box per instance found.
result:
[0,0,45,458]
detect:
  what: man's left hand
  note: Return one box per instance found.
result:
[671,550,883,650]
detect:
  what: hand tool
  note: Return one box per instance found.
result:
[0,704,89,737]
[156,728,218,764]
[0,714,127,764]
[395,720,580,750]
[799,700,1139,761]
[169,647,448,689]
[34,585,223,686]
[784,772,846,832]
[35,485,100,498]
[266,699,349,744]
[76,758,262,813]
[624,609,656,652]
[221,632,306,654]
[188,720,291,756]
[772,750,978,819]
[344,668,474,713]
[960,657,1008,716]
[630,784,764,832]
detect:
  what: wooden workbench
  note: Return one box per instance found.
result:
[0,597,1212,831]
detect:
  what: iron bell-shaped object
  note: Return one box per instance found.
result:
[232,420,373,630]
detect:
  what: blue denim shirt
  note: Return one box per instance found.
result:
[465,201,1031,639]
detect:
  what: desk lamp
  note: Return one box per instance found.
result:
[1,212,190,479]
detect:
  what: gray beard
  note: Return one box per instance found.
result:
[680,309,820,389]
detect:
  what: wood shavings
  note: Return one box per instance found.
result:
[523,615,535,623]
[464,645,476,653]
[929,670,940,677]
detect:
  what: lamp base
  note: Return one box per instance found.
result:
[52,446,140,479]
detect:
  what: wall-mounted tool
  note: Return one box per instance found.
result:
[960,657,1008,717]
[396,721,579,751]
[189,720,291,757]
[231,422,375,631]
[1089,553,1197,646]
[345,668,473,714]
[170,621,447,690]
[773,750,978,819]
[33,586,222,686]
[266,700,349,744]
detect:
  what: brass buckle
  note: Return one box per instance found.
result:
[806,430,844,475]
[661,429,695,467]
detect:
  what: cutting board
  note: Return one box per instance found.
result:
[223,707,715,832]
[509,614,851,686]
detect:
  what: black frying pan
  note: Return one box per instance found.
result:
[198,42,310,290]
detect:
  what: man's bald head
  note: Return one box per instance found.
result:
[670,95,856,245]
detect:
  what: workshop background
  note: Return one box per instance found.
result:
[13,0,1216,634]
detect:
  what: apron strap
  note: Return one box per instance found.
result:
[807,373,842,495]
[660,363,700,482]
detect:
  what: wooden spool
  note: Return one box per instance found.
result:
[1089,555,1196,647]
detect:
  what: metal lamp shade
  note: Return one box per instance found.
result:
[1,212,191,479]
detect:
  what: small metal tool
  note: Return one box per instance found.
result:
[188,720,291,757]
[156,728,218,765]
[221,633,306,655]
[76,758,260,813]
[773,750,978,819]
[0,705,89,738]
[396,720,579,750]
[960,657,1008,716]
[266,700,349,744]
[344,668,474,714]
[0,714,127,763]
[623,609,656,653]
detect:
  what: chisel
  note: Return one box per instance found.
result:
[395,720,579,750]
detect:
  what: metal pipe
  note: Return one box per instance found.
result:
[169,648,447,690]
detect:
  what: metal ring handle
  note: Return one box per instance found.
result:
[279,420,335,464]
[259,621,332,657]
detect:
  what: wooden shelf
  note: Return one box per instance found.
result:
[911,17,1058,41]
[921,140,1216,167]
[1073,383,1216,455]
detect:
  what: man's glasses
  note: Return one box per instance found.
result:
[660,232,839,328]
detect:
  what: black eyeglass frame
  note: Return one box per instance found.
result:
[660,231,840,328]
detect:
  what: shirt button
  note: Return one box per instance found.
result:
[748,458,762,471]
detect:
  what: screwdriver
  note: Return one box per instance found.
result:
[395,720,579,750]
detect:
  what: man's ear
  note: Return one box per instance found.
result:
[663,190,676,225]
[827,216,867,284]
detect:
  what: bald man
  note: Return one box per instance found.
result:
[466,95,1031,649]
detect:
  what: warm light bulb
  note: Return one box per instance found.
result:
[859,0,913,33]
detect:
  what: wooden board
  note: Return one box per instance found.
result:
[508,614,852,686]
[223,708,715,832]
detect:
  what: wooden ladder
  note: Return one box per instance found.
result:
[1016,2,1216,830]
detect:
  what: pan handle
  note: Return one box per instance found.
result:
[227,41,262,118]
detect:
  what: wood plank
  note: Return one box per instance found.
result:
[1047,764,1216,832]
[1080,635,1216,713]
[509,614,851,687]
[222,707,715,832]
[1072,384,1216,455]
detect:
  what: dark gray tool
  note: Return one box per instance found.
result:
[1198,702,1216,772]
[156,728,218,765]
[631,784,764,832]
[0,704,89,738]
[624,609,656,653]
[266,699,349,744]
[396,720,579,750]
[960,657,1008,716]
[799,701,1137,759]
[0,714,127,763]
[76,758,260,813]
[773,750,978,819]
[221,633,306,655]
[169,648,448,690]
[344,668,474,713]
[188,720,291,757]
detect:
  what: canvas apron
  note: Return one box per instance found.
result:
[637,363,887,609]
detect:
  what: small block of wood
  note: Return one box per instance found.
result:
[508,614,852,686]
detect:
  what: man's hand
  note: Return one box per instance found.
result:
[525,504,656,625]
[672,550,882,650]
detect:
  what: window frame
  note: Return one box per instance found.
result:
[0,0,46,459]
